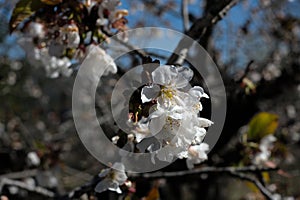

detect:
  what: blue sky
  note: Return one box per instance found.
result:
[0,0,299,65]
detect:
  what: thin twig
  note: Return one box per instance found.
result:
[237,60,254,83]
[0,178,55,198]
[128,166,278,179]
[58,176,102,200]
[229,172,276,200]
[181,0,190,32]
[0,169,37,180]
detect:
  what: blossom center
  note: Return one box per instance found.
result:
[165,116,181,130]
[161,87,176,100]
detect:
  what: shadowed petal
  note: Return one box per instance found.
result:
[141,84,160,103]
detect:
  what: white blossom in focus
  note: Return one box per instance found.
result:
[131,117,151,143]
[137,65,213,167]
[141,65,192,108]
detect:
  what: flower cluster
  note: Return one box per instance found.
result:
[16,0,128,78]
[119,65,213,168]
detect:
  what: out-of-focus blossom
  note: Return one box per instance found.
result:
[60,23,80,48]
[25,22,45,38]
[18,31,73,78]
[184,143,210,169]
[112,136,120,144]
[253,135,277,165]
[36,170,58,189]
[16,0,127,78]
[95,162,127,194]
[26,152,40,167]
[84,44,118,76]
[263,63,281,81]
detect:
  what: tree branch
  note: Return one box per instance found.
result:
[129,165,278,179]
[236,60,254,82]
[0,178,55,198]
[0,169,37,180]
[167,0,240,65]
[181,0,190,32]
[229,172,277,200]
[56,166,278,199]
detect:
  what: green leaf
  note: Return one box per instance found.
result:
[247,112,279,141]
[9,0,45,33]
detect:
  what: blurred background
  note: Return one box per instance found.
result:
[0,0,300,199]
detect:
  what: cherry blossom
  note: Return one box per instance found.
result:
[128,65,213,167]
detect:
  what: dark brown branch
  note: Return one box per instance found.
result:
[129,165,278,179]
[237,60,255,83]
[236,60,254,83]
[167,0,240,65]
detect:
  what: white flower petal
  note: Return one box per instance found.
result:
[173,66,193,88]
[187,143,209,167]
[134,132,146,143]
[149,113,166,135]
[152,65,177,86]
[156,146,174,163]
[115,187,122,194]
[193,127,207,144]
[112,162,125,172]
[95,179,110,193]
[107,180,121,192]
[199,143,209,152]
[141,84,160,103]
[98,169,111,178]
[131,118,151,143]
[196,117,213,128]
[85,45,118,76]
[174,74,190,88]
[114,172,127,185]
[177,66,194,82]
[149,106,164,118]
[189,86,209,99]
